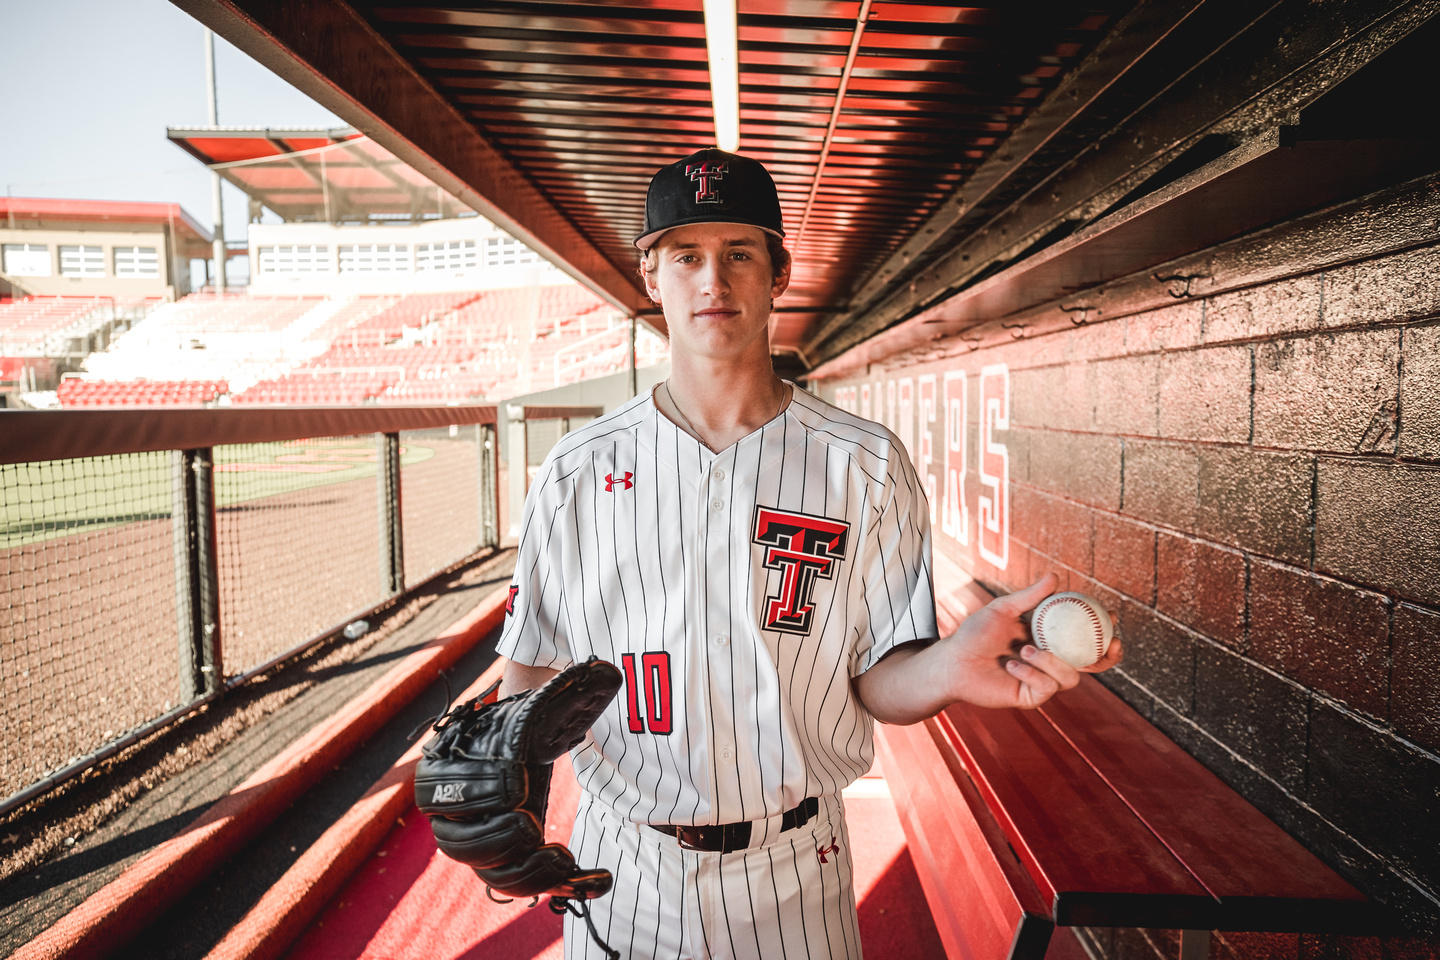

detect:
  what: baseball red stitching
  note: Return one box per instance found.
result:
[1034,596,1104,661]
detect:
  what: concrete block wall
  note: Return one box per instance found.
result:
[824,186,1439,958]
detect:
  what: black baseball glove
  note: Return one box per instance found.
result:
[414,657,623,901]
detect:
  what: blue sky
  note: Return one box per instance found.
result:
[0,0,345,267]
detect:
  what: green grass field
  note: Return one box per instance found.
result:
[0,438,435,549]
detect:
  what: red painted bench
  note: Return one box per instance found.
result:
[876,571,1380,960]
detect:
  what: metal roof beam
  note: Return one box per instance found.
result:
[333,138,437,220]
[171,0,653,323]
[808,0,1435,364]
[804,0,1210,360]
[264,134,360,221]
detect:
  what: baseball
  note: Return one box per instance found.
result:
[1031,592,1114,668]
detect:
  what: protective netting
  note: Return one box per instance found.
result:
[0,454,178,799]
[2,424,499,806]
[525,419,566,467]
[399,426,482,588]
[213,437,382,673]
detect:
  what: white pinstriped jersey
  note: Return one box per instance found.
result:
[497,384,937,827]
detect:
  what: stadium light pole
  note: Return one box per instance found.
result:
[703,0,740,152]
[204,28,227,292]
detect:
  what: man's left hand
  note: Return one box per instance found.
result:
[942,573,1124,710]
[854,572,1124,724]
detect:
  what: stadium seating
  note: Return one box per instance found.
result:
[153,292,322,334]
[71,285,664,407]
[302,296,401,346]
[0,296,114,353]
[82,294,336,392]
[57,379,229,407]
[231,370,397,406]
[342,291,482,346]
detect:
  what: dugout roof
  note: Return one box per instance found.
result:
[167,127,472,223]
[175,0,1439,372]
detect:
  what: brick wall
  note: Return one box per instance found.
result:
[824,184,1439,958]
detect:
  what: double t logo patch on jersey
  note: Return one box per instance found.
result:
[752,507,851,636]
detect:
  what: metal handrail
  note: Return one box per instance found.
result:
[0,404,498,465]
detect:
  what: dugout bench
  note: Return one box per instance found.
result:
[876,574,1380,960]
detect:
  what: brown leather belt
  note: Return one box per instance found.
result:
[648,797,820,853]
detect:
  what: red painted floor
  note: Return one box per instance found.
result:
[285,761,947,960]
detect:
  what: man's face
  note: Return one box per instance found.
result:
[643,223,791,364]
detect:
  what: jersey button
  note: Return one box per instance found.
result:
[713,468,726,481]
[710,499,723,511]
[721,748,733,761]
[713,634,728,647]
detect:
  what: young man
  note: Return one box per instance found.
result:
[496,148,1122,959]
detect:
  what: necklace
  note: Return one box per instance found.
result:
[664,381,788,453]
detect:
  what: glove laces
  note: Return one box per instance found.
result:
[406,669,457,741]
[482,889,617,958]
[550,896,620,960]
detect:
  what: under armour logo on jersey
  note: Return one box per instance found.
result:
[753,507,851,636]
[432,783,467,804]
[817,837,840,864]
[505,584,519,616]
[605,472,634,492]
[686,161,728,203]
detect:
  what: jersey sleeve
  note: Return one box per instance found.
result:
[494,454,577,670]
[853,439,939,674]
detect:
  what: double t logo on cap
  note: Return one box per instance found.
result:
[686,161,729,203]
[634,149,783,249]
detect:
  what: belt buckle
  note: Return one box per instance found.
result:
[659,800,819,853]
[676,822,752,852]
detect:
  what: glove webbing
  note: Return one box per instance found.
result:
[550,896,620,960]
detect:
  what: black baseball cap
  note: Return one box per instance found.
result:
[634,148,785,250]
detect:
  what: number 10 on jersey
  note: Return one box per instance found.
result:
[622,652,673,735]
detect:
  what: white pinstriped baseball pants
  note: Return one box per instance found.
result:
[564,794,863,960]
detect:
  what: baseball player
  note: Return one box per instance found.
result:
[493,148,1123,959]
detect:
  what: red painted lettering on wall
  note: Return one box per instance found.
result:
[898,377,914,465]
[918,375,937,525]
[942,371,968,545]
[978,365,1009,569]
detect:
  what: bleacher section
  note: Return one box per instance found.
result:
[345,291,481,345]
[153,292,322,333]
[66,286,664,407]
[233,370,397,406]
[58,379,228,407]
[0,297,115,353]
[233,285,651,405]
[300,295,400,346]
[81,293,331,392]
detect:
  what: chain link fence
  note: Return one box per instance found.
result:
[214,438,384,673]
[400,426,483,589]
[1,453,179,799]
[0,407,501,810]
